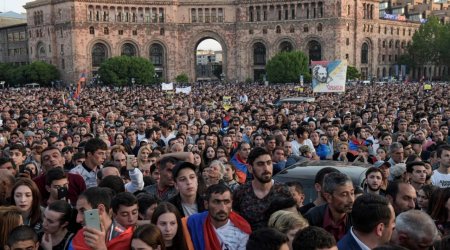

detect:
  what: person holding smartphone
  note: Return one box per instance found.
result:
[70,187,134,250]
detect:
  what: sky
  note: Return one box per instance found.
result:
[1,0,30,13]
[3,1,222,51]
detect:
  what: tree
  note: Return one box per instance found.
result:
[0,61,59,86]
[266,51,310,84]
[346,66,361,80]
[98,56,155,86]
[175,73,189,83]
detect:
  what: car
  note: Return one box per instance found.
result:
[273,160,371,204]
[274,97,316,107]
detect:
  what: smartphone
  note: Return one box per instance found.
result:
[126,154,135,170]
[84,209,101,231]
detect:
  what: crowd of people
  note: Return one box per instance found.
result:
[0,81,449,250]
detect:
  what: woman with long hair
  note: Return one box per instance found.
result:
[430,188,450,236]
[11,178,43,232]
[132,224,165,250]
[114,133,126,146]
[40,200,75,250]
[137,145,152,168]
[151,202,188,250]
[0,206,23,250]
[417,184,437,213]
[202,146,216,167]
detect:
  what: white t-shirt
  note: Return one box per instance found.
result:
[214,220,249,250]
[291,139,316,156]
[431,170,450,188]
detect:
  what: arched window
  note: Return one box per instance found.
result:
[160,28,165,35]
[317,23,323,32]
[289,26,295,33]
[121,43,136,56]
[89,26,95,34]
[361,43,369,64]
[276,26,281,34]
[150,44,164,66]
[303,24,309,32]
[253,42,266,65]
[92,43,107,67]
[104,27,109,35]
[279,41,293,52]
[308,40,322,61]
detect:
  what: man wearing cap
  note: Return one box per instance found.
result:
[183,184,251,250]
[168,161,206,217]
[24,131,35,147]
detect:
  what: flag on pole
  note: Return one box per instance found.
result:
[74,70,87,99]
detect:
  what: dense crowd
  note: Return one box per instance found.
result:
[0,81,449,250]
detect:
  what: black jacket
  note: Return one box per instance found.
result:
[304,204,352,232]
[168,193,206,217]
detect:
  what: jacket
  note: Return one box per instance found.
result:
[337,231,364,250]
[304,204,352,234]
[168,193,206,217]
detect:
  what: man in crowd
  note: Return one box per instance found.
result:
[233,147,292,230]
[390,210,438,250]
[4,225,40,250]
[34,146,86,206]
[406,161,427,191]
[431,145,450,188]
[71,187,133,249]
[230,142,251,184]
[292,127,316,157]
[337,194,395,249]
[304,172,354,241]
[386,181,416,215]
[70,138,107,188]
[111,192,139,229]
[363,167,385,196]
[292,226,337,250]
[184,184,251,250]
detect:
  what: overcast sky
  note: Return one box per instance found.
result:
[3,1,222,51]
[1,0,30,13]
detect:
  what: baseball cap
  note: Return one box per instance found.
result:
[373,160,390,168]
[172,161,197,179]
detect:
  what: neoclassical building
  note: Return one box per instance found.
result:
[24,0,437,83]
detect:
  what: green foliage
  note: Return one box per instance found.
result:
[266,51,310,84]
[403,17,450,69]
[346,66,361,80]
[175,73,189,83]
[98,56,155,86]
[0,61,59,86]
[245,77,253,84]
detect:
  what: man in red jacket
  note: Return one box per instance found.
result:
[33,146,86,206]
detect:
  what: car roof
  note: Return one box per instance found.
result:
[274,160,370,186]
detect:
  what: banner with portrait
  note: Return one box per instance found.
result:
[311,60,347,93]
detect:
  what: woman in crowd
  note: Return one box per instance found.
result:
[202,146,216,167]
[215,146,229,161]
[114,133,126,146]
[223,163,240,191]
[375,147,387,161]
[417,184,437,213]
[20,161,39,179]
[40,200,75,250]
[11,178,43,232]
[151,202,188,250]
[0,206,23,250]
[430,188,450,236]
[131,224,166,250]
[137,145,152,168]
[268,210,309,250]
[316,134,332,160]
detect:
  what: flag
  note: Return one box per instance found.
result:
[74,70,87,99]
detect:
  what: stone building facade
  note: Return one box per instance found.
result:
[24,0,441,83]
[0,23,29,66]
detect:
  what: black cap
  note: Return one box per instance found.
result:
[172,161,197,179]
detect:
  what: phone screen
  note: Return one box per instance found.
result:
[126,155,135,170]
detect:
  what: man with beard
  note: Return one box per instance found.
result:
[406,161,427,192]
[385,181,416,215]
[349,127,368,152]
[304,172,355,241]
[233,147,292,230]
[337,194,395,249]
[364,167,385,196]
[184,184,251,250]
[143,156,179,201]
[431,145,450,188]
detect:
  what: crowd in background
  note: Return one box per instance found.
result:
[0,81,449,250]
